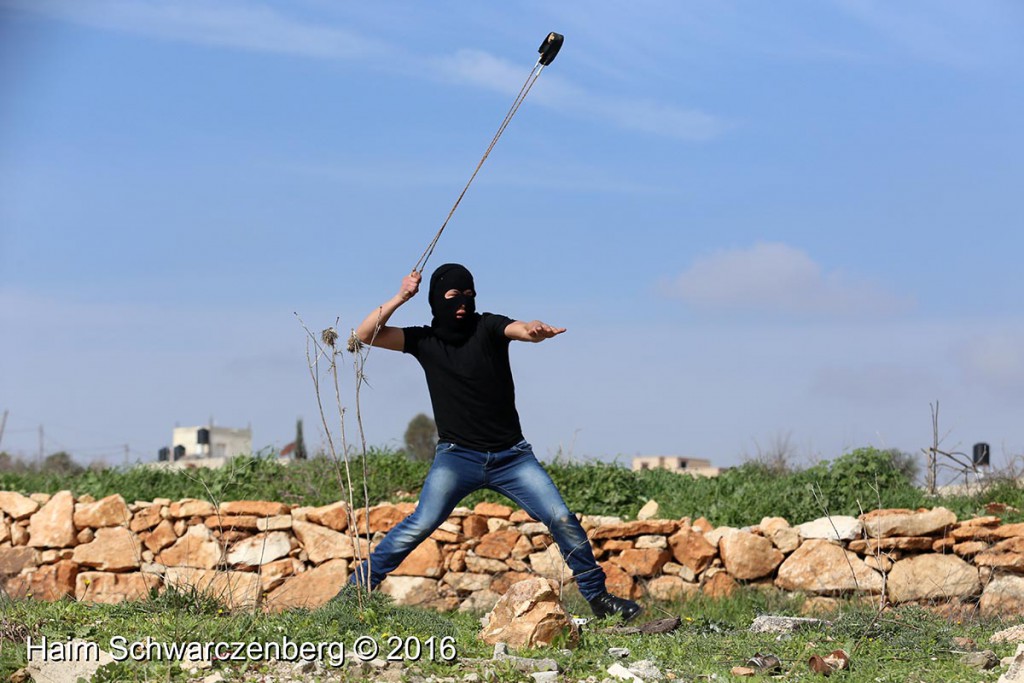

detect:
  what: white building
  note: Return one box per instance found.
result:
[157,425,253,469]
[631,455,720,477]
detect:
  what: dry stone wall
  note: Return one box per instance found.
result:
[2,490,1024,616]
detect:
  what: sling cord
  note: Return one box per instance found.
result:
[411,59,549,275]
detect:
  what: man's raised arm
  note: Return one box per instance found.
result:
[355,271,421,351]
[504,320,566,343]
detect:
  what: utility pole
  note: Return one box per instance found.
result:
[38,424,44,465]
[124,444,130,467]
[0,409,8,449]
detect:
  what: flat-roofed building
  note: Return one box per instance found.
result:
[631,455,719,477]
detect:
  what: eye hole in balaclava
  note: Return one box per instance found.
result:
[428,263,479,344]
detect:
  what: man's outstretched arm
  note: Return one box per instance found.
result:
[355,272,421,351]
[504,320,566,343]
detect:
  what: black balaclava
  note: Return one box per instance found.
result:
[428,263,479,344]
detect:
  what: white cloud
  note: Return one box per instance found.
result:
[1,0,383,60]
[663,242,914,317]
[2,0,725,142]
[434,49,725,142]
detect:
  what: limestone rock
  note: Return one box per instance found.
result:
[509,509,536,523]
[379,576,439,606]
[953,540,989,558]
[974,551,1024,571]
[462,514,490,538]
[169,498,216,518]
[353,503,415,534]
[256,515,292,532]
[0,491,39,520]
[479,578,578,648]
[0,519,8,544]
[392,538,443,577]
[459,588,501,613]
[794,516,862,541]
[759,517,791,536]
[613,548,671,577]
[73,494,130,529]
[981,575,1024,618]
[25,638,115,683]
[860,507,956,538]
[465,554,511,574]
[73,527,142,572]
[636,500,660,520]
[991,624,1024,644]
[11,522,29,545]
[164,567,260,610]
[702,570,737,598]
[474,502,514,518]
[258,557,299,592]
[591,519,678,540]
[292,520,366,563]
[143,519,178,554]
[28,490,76,548]
[600,560,638,599]
[0,546,39,574]
[77,571,159,604]
[887,554,980,603]
[302,501,347,531]
[661,561,697,582]
[442,571,491,593]
[749,615,828,633]
[219,500,289,517]
[775,539,883,595]
[264,559,348,611]
[129,504,164,532]
[491,571,534,595]
[205,515,260,531]
[720,530,784,580]
[6,560,77,600]
[667,525,717,574]
[635,534,668,550]
[771,528,801,553]
[646,575,698,601]
[848,537,936,553]
[225,531,292,567]
[704,526,737,548]
[157,524,223,569]
[488,517,512,533]
[477,528,522,560]
[528,544,571,581]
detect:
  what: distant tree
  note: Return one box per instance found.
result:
[0,451,11,471]
[42,451,83,476]
[886,448,920,483]
[294,419,308,460]
[404,413,438,462]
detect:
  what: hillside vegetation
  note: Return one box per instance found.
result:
[2,447,1021,527]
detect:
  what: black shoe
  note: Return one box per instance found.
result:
[588,593,643,622]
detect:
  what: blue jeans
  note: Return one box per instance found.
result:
[349,439,607,601]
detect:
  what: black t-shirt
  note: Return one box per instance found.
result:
[403,312,523,451]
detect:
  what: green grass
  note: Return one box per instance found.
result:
[0,587,1017,682]
[4,447,1024,528]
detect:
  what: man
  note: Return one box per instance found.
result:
[348,263,641,621]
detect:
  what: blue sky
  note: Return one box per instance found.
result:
[2,1,1022,472]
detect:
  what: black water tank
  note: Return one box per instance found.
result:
[973,442,991,467]
[197,428,210,445]
[158,447,170,462]
[173,445,186,461]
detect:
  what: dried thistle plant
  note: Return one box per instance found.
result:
[322,327,339,348]
[347,332,363,354]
